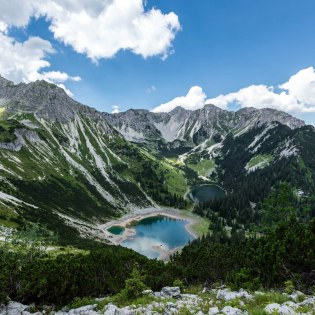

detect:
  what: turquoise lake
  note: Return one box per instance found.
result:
[190,184,225,203]
[121,215,194,259]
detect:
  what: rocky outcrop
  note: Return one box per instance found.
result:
[0,301,30,315]
[221,306,245,315]
[160,287,181,299]
[56,305,99,315]
[0,129,44,152]
[265,302,296,314]
[208,306,219,315]
[1,289,314,315]
[216,288,253,301]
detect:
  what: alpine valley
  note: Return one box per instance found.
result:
[0,76,315,310]
[0,76,314,241]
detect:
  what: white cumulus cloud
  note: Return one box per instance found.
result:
[0,21,8,33]
[206,67,315,113]
[206,85,298,111]
[152,86,207,113]
[0,0,180,96]
[0,33,54,84]
[0,0,37,28]
[111,105,120,114]
[0,31,80,96]
[0,0,181,61]
[35,71,81,83]
[279,67,315,109]
[152,67,315,115]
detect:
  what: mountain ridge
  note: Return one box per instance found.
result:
[104,104,305,151]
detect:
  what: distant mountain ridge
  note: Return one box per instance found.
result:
[104,104,305,152]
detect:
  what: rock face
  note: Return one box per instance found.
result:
[0,76,14,89]
[0,80,79,123]
[104,105,305,150]
[0,78,108,124]
[0,129,43,151]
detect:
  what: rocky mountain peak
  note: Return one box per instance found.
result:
[237,107,305,129]
[202,103,224,113]
[237,106,258,113]
[169,106,191,115]
[0,76,15,99]
[0,77,86,123]
[0,76,14,88]
[15,83,77,122]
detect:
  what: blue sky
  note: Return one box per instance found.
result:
[1,0,315,124]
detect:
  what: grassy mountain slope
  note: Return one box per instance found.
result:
[0,79,189,244]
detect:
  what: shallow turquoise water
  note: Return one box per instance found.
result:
[121,215,194,259]
[190,184,225,203]
[107,225,125,235]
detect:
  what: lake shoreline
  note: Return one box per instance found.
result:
[99,207,198,259]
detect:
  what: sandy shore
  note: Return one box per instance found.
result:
[99,207,198,259]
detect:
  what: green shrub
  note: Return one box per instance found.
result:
[284,280,295,294]
[68,297,96,309]
[173,279,185,292]
[119,267,148,301]
[228,268,261,291]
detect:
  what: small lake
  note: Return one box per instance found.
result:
[121,215,194,259]
[107,225,125,235]
[190,184,225,203]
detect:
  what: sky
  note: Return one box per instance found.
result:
[1,1,315,124]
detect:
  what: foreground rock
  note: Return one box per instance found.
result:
[0,301,30,315]
[216,288,253,301]
[222,306,246,315]
[265,303,295,315]
[160,287,181,299]
[1,288,314,315]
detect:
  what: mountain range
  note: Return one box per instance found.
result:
[104,104,304,151]
[0,76,314,244]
